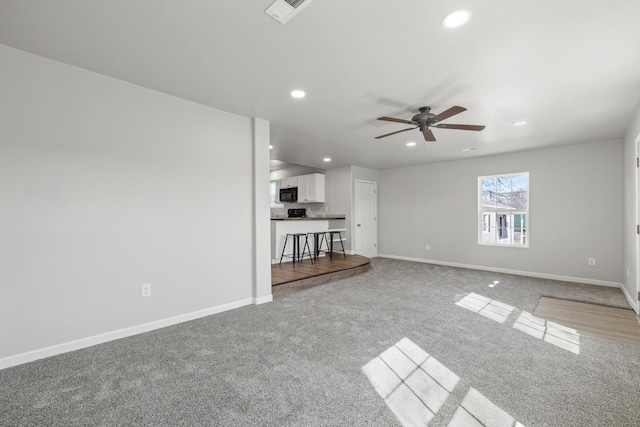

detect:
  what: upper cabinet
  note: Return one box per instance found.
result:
[280,176,298,188]
[297,173,325,203]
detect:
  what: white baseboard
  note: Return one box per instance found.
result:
[253,294,273,305]
[377,254,623,288]
[0,298,255,371]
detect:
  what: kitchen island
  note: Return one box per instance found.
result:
[270,216,346,263]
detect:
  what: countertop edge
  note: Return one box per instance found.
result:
[271,217,346,221]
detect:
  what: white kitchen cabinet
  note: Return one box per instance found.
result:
[297,173,325,203]
[279,176,298,188]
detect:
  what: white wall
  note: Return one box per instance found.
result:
[352,166,380,184]
[325,166,352,250]
[253,119,273,304]
[378,140,622,286]
[621,105,640,312]
[270,164,324,181]
[0,45,265,364]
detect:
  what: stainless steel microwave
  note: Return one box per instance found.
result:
[279,187,298,203]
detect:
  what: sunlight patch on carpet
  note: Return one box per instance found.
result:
[456,293,515,323]
[362,338,526,427]
[449,387,526,427]
[456,293,581,354]
[513,311,580,354]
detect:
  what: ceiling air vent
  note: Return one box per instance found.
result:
[265,0,315,24]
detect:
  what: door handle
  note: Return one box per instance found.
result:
[357,224,361,227]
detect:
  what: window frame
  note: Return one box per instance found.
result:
[478,172,529,248]
[270,181,284,208]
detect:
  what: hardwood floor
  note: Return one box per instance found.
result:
[534,297,640,346]
[271,254,370,298]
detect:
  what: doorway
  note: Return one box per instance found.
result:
[636,137,640,314]
[355,180,377,258]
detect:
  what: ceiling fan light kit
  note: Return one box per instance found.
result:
[376,106,485,142]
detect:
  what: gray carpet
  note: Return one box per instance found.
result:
[2,258,640,426]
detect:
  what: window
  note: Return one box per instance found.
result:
[270,181,283,208]
[479,173,529,247]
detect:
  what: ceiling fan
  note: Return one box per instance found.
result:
[375,106,485,142]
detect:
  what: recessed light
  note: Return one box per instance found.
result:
[290,90,306,98]
[406,141,417,147]
[442,9,471,28]
[269,145,273,149]
[323,157,331,162]
[461,147,477,152]
[512,120,528,126]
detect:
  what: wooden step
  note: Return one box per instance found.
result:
[271,254,370,298]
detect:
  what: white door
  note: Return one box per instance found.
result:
[636,138,640,314]
[355,180,377,258]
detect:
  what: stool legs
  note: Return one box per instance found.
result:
[279,233,314,265]
[280,231,346,265]
[327,230,346,259]
[300,234,313,264]
[293,235,299,264]
[309,231,326,260]
[279,234,290,265]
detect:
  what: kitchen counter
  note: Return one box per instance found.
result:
[270,216,346,262]
[271,216,346,221]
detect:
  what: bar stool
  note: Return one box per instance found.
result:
[325,228,346,259]
[279,233,313,265]
[308,231,327,260]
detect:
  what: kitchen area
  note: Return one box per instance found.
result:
[270,172,346,263]
[269,163,376,296]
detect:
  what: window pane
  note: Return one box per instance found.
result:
[510,175,528,209]
[514,213,526,245]
[270,181,283,208]
[481,177,498,209]
[496,176,510,196]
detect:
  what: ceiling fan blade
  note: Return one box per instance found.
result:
[432,124,485,131]
[377,116,416,125]
[431,106,467,123]
[375,127,417,139]
[422,129,436,142]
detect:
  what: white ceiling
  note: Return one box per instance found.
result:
[1,0,639,170]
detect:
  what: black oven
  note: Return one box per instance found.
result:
[279,187,298,203]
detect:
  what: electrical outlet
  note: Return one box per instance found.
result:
[588,258,596,266]
[141,284,151,298]
[425,244,430,250]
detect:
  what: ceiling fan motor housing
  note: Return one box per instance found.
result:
[412,107,436,130]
